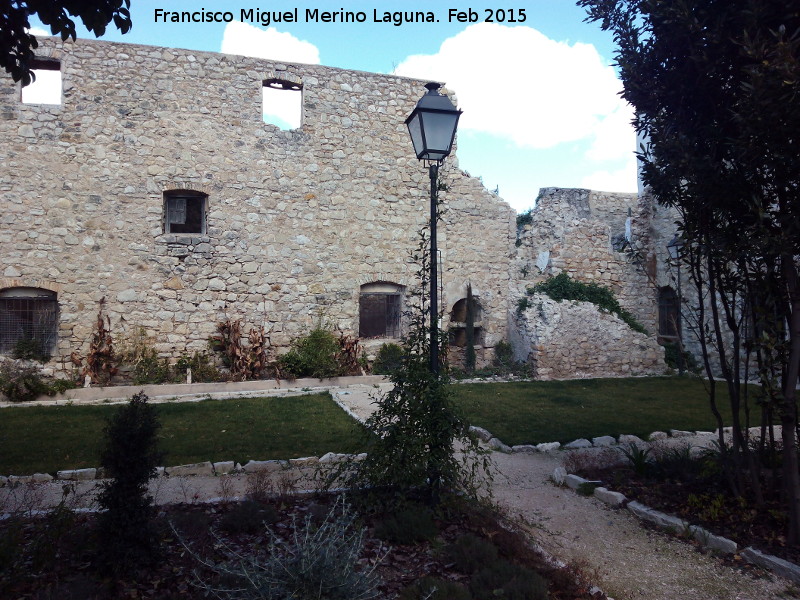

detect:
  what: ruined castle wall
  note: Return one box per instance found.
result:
[0,37,514,372]
[511,187,667,373]
[518,294,666,380]
[514,187,659,337]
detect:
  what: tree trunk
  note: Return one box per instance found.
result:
[781,258,800,544]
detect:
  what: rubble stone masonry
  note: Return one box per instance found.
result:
[0,37,515,372]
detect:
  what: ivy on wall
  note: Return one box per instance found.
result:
[522,272,647,334]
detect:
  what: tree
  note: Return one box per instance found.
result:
[579,0,800,542]
[1,0,132,85]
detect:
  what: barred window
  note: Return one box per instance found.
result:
[359,283,403,338]
[164,190,207,234]
[0,288,58,356]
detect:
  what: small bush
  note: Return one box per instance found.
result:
[174,351,221,383]
[278,328,345,379]
[131,346,172,385]
[11,338,50,362]
[219,500,279,535]
[470,559,547,600]
[0,362,51,402]
[530,272,647,334]
[399,576,472,600]
[661,341,700,373]
[95,392,164,573]
[618,442,653,476]
[372,343,404,376]
[0,361,73,402]
[373,505,438,545]
[191,496,383,599]
[445,533,499,575]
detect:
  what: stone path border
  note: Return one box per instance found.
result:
[470,420,800,588]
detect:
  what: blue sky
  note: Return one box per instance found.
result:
[28,1,638,213]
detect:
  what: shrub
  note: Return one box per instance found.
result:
[95,392,164,573]
[191,497,383,599]
[11,338,50,362]
[470,559,547,600]
[131,346,172,385]
[328,227,492,508]
[278,328,345,379]
[372,343,404,375]
[661,341,700,373]
[373,505,438,545]
[218,500,279,535]
[0,362,51,402]
[530,272,647,334]
[0,361,74,402]
[399,576,472,600]
[174,351,221,383]
[445,533,499,575]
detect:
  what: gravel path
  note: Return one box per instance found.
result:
[2,383,794,598]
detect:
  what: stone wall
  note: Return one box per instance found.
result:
[516,294,666,380]
[511,188,673,373]
[0,37,515,373]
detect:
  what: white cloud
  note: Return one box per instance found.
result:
[580,154,639,192]
[394,22,636,156]
[28,27,50,37]
[220,22,320,64]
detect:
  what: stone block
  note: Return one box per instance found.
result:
[488,438,512,453]
[670,430,694,438]
[551,466,567,486]
[592,435,616,447]
[32,473,53,483]
[618,434,645,446]
[8,475,34,485]
[689,526,737,554]
[741,547,800,584]
[319,452,344,463]
[511,444,537,453]
[627,501,688,531]
[564,438,592,450]
[648,431,668,441]
[594,486,626,506]
[57,468,97,481]
[565,474,590,491]
[242,460,286,473]
[166,462,214,477]
[289,456,319,468]
[469,425,493,442]
[213,461,236,474]
[536,441,561,452]
[0,475,7,487]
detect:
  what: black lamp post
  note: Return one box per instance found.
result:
[667,234,686,374]
[405,82,462,374]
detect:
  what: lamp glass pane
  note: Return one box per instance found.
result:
[406,112,425,158]
[420,111,458,155]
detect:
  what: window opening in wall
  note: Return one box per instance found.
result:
[164,190,207,234]
[21,59,62,105]
[263,78,302,130]
[0,288,58,357]
[360,283,402,338]
[658,286,679,340]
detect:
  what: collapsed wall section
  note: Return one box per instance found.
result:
[0,37,514,373]
[512,187,668,376]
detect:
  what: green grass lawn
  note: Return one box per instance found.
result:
[0,393,366,475]
[451,376,738,446]
[2,377,745,476]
